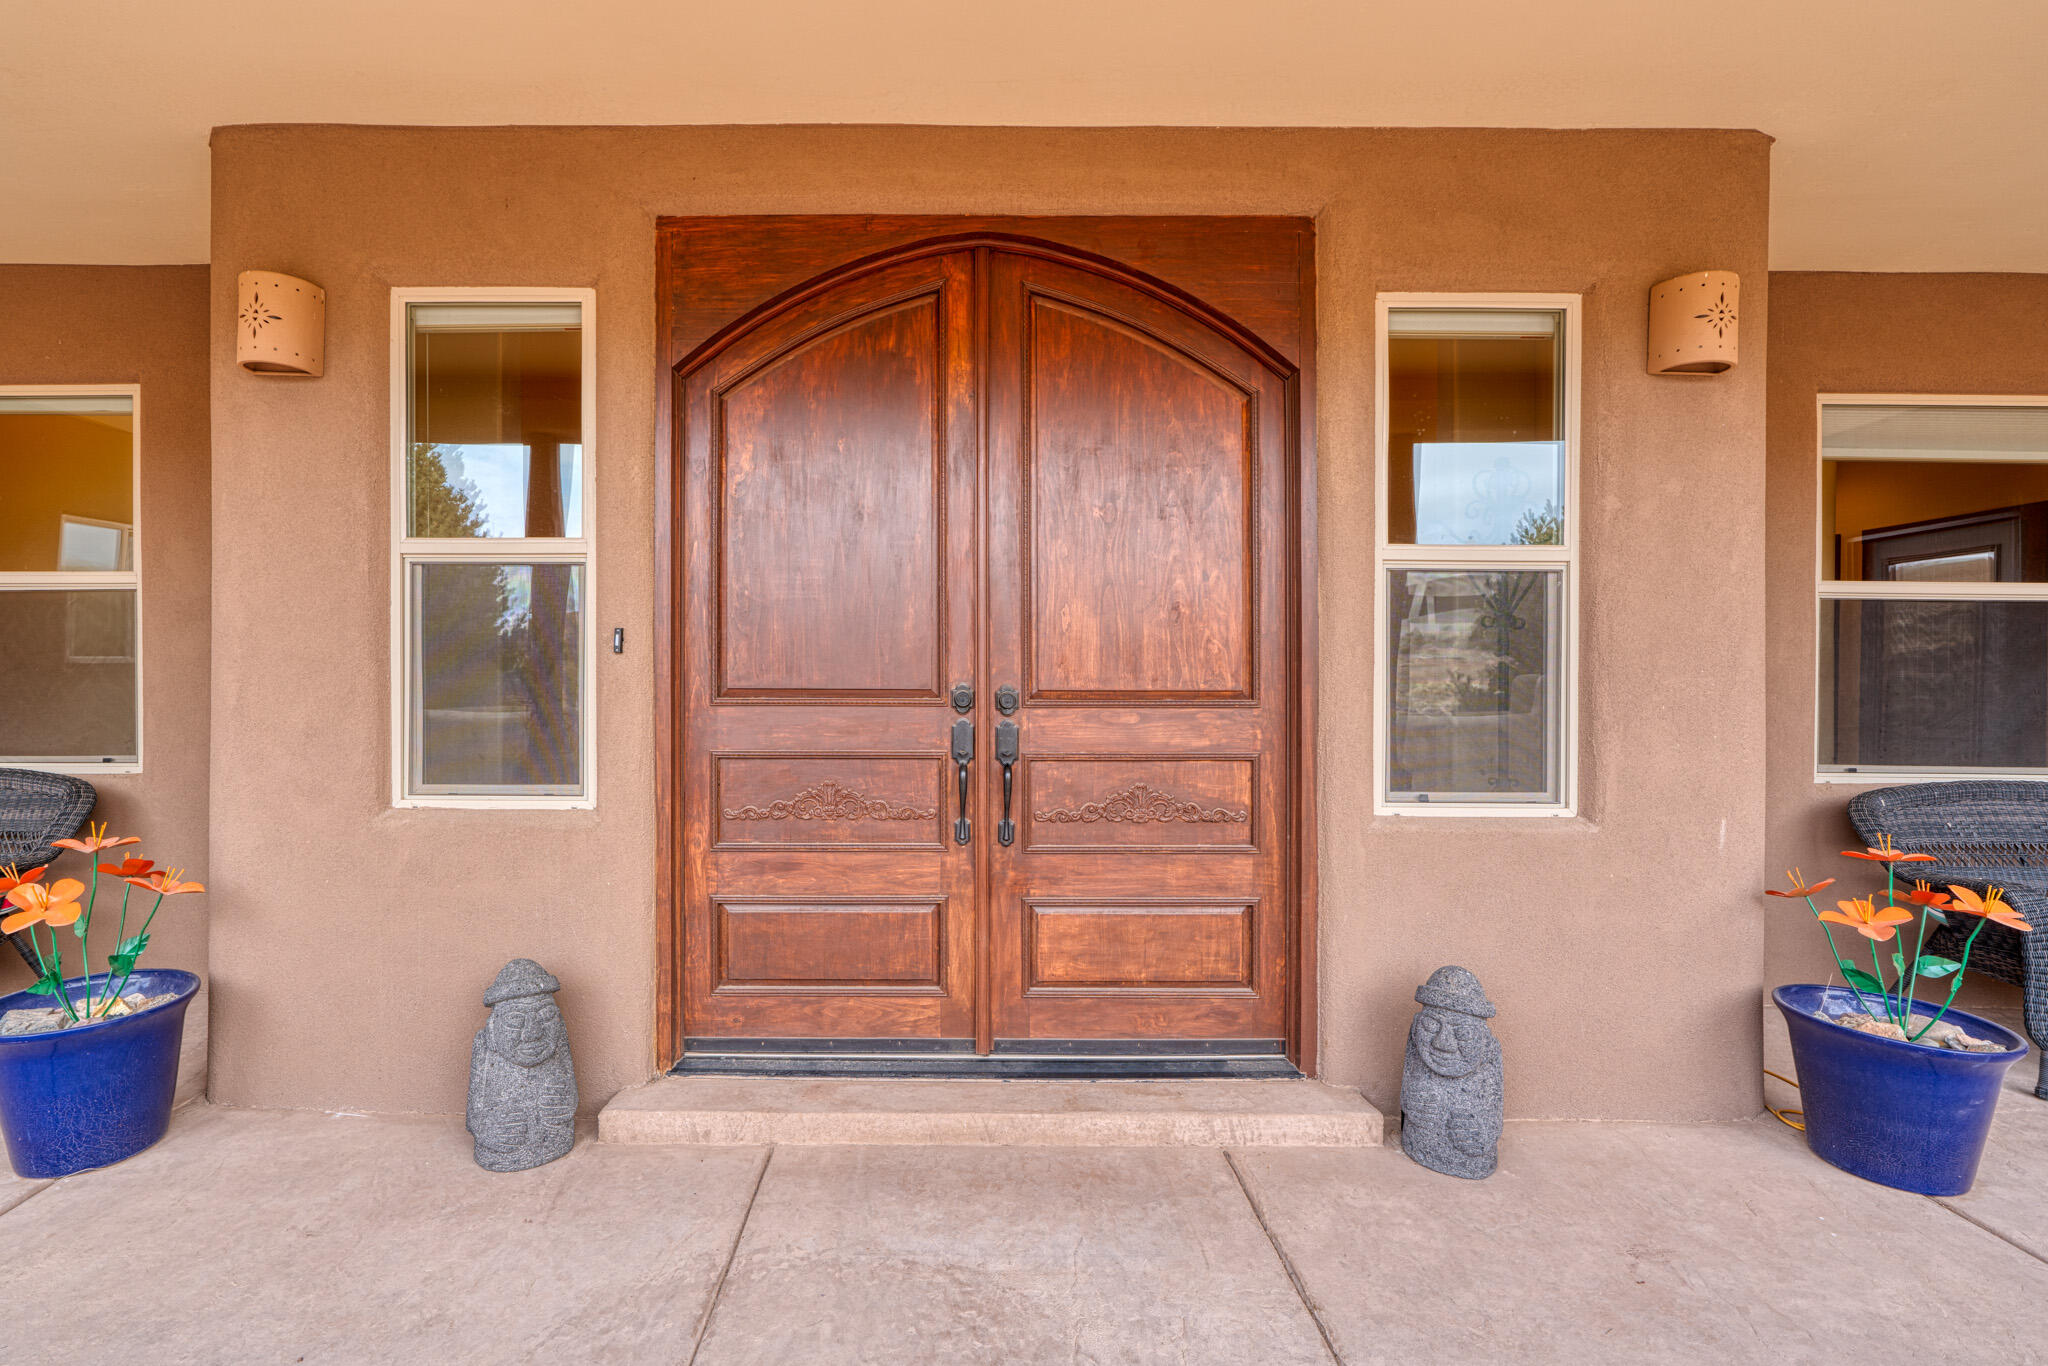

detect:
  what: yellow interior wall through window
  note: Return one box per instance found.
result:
[0,412,134,573]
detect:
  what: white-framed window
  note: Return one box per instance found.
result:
[1816,395,2048,783]
[0,386,143,772]
[390,289,596,808]
[1373,296,1581,816]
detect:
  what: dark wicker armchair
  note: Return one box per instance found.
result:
[0,768,98,971]
[1849,781,2048,1100]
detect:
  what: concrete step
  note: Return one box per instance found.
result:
[597,1077,1384,1148]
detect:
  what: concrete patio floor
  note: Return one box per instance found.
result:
[4,1079,2043,1366]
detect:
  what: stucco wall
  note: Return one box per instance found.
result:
[1765,272,2048,1017]
[0,266,212,1012]
[208,126,1771,1120]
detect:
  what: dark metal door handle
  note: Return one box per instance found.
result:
[995,720,1019,846]
[951,718,975,845]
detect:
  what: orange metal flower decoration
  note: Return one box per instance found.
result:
[1947,886,2033,933]
[1764,868,1837,898]
[1840,834,1935,864]
[0,863,47,896]
[1817,896,1915,942]
[1894,880,1954,910]
[50,821,140,856]
[123,869,204,897]
[1769,837,2019,1036]
[4,829,206,1018]
[1,877,87,934]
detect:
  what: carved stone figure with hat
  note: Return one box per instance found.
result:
[1400,965,1504,1179]
[466,958,578,1172]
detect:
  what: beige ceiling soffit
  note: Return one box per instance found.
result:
[2,2,2042,268]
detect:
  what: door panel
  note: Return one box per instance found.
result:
[716,900,947,988]
[717,299,945,699]
[984,252,1292,1042]
[679,252,979,1042]
[1025,300,1254,700]
[1025,902,1257,989]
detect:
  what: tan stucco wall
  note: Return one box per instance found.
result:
[208,126,1771,1120]
[1765,272,2047,1020]
[0,266,212,1006]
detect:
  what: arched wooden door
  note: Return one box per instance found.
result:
[664,224,1308,1071]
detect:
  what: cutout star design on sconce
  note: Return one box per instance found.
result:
[239,291,283,341]
[1694,292,1738,338]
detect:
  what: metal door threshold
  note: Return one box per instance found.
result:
[671,1037,1301,1079]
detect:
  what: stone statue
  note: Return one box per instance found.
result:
[1399,965,1504,1179]
[467,959,577,1172]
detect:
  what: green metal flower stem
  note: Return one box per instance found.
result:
[1801,891,1879,1016]
[74,857,102,1013]
[1867,936,1895,1029]
[43,927,78,1022]
[1909,918,1987,1043]
[96,881,135,1018]
[17,921,46,980]
[1900,909,1916,1023]
[20,923,77,1021]
[1892,869,1945,1036]
[102,890,167,1010]
[1884,862,1912,1030]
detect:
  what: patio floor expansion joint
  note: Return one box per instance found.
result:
[1224,1148,1345,1364]
[0,1176,55,1219]
[687,1146,775,1366]
[1933,1195,2048,1266]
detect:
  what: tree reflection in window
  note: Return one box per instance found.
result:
[416,561,581,791]
[1389,569,1558,801]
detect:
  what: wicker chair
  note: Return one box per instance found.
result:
[1849,781,2048,1100]
[0,768,98,971]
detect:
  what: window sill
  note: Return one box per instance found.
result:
[1374,802,1577,819]
[3,762,142,776]
[393,796,595,811]
[1814,770,2048,786]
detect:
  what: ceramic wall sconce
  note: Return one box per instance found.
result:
[1648,270,1739,375]
[236,270,325,377]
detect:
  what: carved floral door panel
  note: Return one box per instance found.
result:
[673,229,1301,1051]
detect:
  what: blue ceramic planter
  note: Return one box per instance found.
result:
[0,969,198,1178]
[1774,983,2026,1196]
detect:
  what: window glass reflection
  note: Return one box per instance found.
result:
[0,590,139,762]
[411,562,583,794]
[1386,569,1561,803]
[410,442,583,539]
[1410,442,1563,546]
[1388,312,1563,546]
[1820,598,2048,773]
[1821,457,2048,583]
[407,306,581,538]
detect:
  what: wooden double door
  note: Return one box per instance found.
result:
[661,219,1311,1064]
